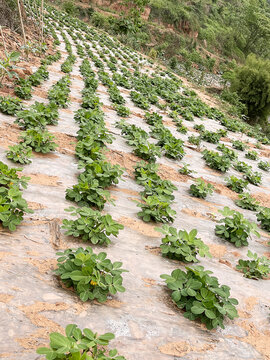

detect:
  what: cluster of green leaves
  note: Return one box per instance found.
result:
[66,160,123,210]
[178,163,195,175]
[217,144,238,161]
[258,160,270,171]
[114,104,130,117]
[157,225,211,262]
[189,178,214,199]
[0,95,23,115]
[108,85,125,105]
[235,192,260,211]
[244,170,262,186]
[14,78,32,100]
[116,120,161,162]
[61,54,76,73]
[55,247,127,302]
[130,90,150,110]
[28,65,49,86]
[20,127,57,153]
[62,207,124,246]
[0,161,33,231]
[201,130,223,144]
[37,324,127,360]
[188,135,201,146]
[233,162,251,175]
[245,150,258,160]
[202,149,231,172]
[153,124,185,160]
[256,207,270,232]
[232,140,247,151]
[215,206,260,247]
[48,75,71,108]
[41,50,61,65]
[161,266,238,330]
[225,175,248,193]
[236,251,270,280]
[15,102,59,129]
[134,161,177,223]
[6,143,32,165]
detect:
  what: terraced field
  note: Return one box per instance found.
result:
[0,2,270,359]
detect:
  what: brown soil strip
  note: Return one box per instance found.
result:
[53,131,77,154]
[208,244,227,258]
[159,341,215,357]
[118,216,161,238]
[252,192,270,208]
[0,294,13,303]
[105,149,139,177]
[23,173,61,187]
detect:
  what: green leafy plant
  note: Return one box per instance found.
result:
[20,128,57,153]
[161,266,238,330]
[28,65,49,86]
[201,130,222,144]
[215,206,260,247]
[157,225,211,262]
[37,324,127,360]
[66,177,112,210]
[48,75,71,108]
[256,207,270,232]
[202,149,231,172]
[188,135,201,146]
[236,250,270,279]
[114,104,130,117]
[0,51,20,83]
[189,178,214,199]
[258,160,270,171]
[233,161,252,173]
[0,95,23,115]
[62,207,124,245]
[137,195,176,223]
[178,163,195,175]
[6,143,32,164]
[244,170,262,186]
[15,102,59,129]
[217,144,238,161]
[232,140,247,151]
[245,150,258,160]
[0,161,33,231]
[55,247,127,302]
[235,192,260,211]
[225,176,248,193]
[14,78,32,100]
[82,161,124,188]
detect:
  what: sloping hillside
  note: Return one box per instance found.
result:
[0,2,270,360]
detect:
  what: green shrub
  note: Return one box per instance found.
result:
[232,140,247,151]
[37,324,126,360]
[244,170,262,186]
[188,135,201,146]
[236,250,270,280]
[202,149,231,172]
[0,161,33,231]
[235,192,260,211]
[14,78,32,99]
[137,195,176,223]
[256,207,270,232]
[157,225,211,262]
[233,161,252,173]
[0,95,23,115]
[225,176,248,193]
[55,247,127,302]
[245,150,258,160]
[189,178,214,199]
[161,266,238,330]
[20,128,57,153]
[230,55,270,123]
[178,163,195,175]
[217,144,238,161]
[258,160,270,171]
[114,104,130,117]
[6,143,32,164]
[215,206,260,247]
[15,102,59,129]
[62,207,124,245]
